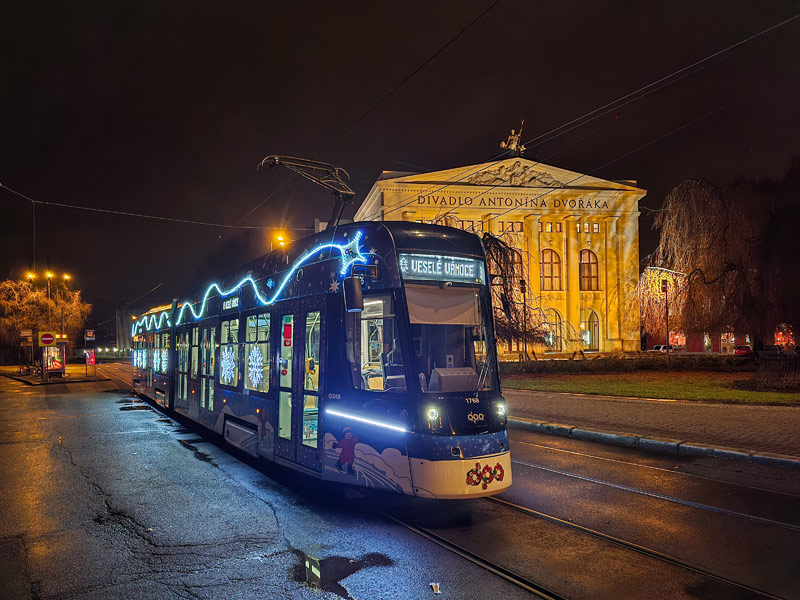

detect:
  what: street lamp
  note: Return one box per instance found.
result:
[661,278,669,361]
[27,273,35,283]
[46,272,53,328]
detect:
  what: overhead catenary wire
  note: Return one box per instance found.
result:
[239,0,503,224]
[369,10,800,224]
[0,183,312,231]
[118,0,504,310]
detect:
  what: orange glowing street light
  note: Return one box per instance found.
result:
[63,273,71,281]
[27,273,35,281]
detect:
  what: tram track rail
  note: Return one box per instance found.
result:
[516,439,800,500]
[511,457,800,532]
[484,495,788,600]
[100,364,793,598]
[368,503,567,600]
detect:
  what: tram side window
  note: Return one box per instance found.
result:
[191,326,199,379]
[160,332,170,374]
[346,295,405,392]
[219,318,240,386]
[245,313,270,393]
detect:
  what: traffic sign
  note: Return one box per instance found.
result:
[85,349,96,366]
[38,331,57,347]
[20,329,32,339]
[85,329,95,341]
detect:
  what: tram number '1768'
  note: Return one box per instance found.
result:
[466,397,480,404]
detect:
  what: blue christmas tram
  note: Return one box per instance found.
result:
[131,221,511,499]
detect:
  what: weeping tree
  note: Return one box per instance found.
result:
[649,164,800,348]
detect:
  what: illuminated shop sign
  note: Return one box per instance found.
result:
[398,253,484,284]
[222,296,239,310]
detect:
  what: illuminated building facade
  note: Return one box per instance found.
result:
[355,158,646,355]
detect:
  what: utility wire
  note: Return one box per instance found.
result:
[370,10,799,223]
[0,183,312,231]
[239,0,502,223]
[518,10,800,151]
[121,0,504,310]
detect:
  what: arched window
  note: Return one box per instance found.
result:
[545,309,563,352]
[579,249,599,291]
[540,249,562,291]
[580,308,600,351]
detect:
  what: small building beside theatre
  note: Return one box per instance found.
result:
[354,156,646,356]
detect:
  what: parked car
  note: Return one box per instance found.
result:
[762,345,782,355]
[647,345,675,352]
[734,345,752,356]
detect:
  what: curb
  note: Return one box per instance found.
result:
[508,416,800,470]
[0,372,107,386]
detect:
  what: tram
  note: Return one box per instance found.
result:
[131,221,511,499]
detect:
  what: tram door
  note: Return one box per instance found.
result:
[199,323,216,424]
[274,304,324,471]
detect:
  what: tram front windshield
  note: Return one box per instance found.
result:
[405,283,496,394]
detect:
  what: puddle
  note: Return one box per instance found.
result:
[104,389,135,394]
[292,550,393,599]
[115,398,141,404]
[119,405,153,412]
[177,439,218,467]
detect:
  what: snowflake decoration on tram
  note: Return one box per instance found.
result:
[220,346,236,384]
[152,351,159,370]
[161,349,168,372]
[248,345,264,388]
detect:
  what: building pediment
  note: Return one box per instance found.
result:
[380,158,644,193]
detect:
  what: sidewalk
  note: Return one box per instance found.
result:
[0,364,106,385]
[506,388,800,467]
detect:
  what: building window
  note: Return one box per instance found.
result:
[538,222,543,232]
[583,222,590,233]
[555,222,562,233]
[544,309,563,352]
[579,249,599,291]
[581,309,600,351]
[540,249,562,291]
[592,222,599,233]
[545,222,552,233]
[499,221,523,233]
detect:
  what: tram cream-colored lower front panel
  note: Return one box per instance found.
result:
[410,451,512,499]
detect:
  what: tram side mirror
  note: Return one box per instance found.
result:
[343,276,363,313]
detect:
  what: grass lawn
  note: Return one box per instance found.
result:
[502,371,800,405]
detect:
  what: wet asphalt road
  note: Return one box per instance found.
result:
[1,363,799,599]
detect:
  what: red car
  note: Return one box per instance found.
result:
[734,345,752,356]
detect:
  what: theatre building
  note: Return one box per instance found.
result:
[354,157,646,356]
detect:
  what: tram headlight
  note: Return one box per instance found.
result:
[497,403,506,417]
[426,407,439,421]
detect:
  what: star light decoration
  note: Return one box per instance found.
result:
[338,231,367,275]
[220,346,236,384]
[161,349,168,373]
[248,345,264,388]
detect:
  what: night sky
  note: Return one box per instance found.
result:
[2,1,799,333]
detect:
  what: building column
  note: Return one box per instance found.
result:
[523,215,541,299]
[563,216,581,350]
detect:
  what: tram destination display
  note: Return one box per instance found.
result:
[398,253,484,284]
